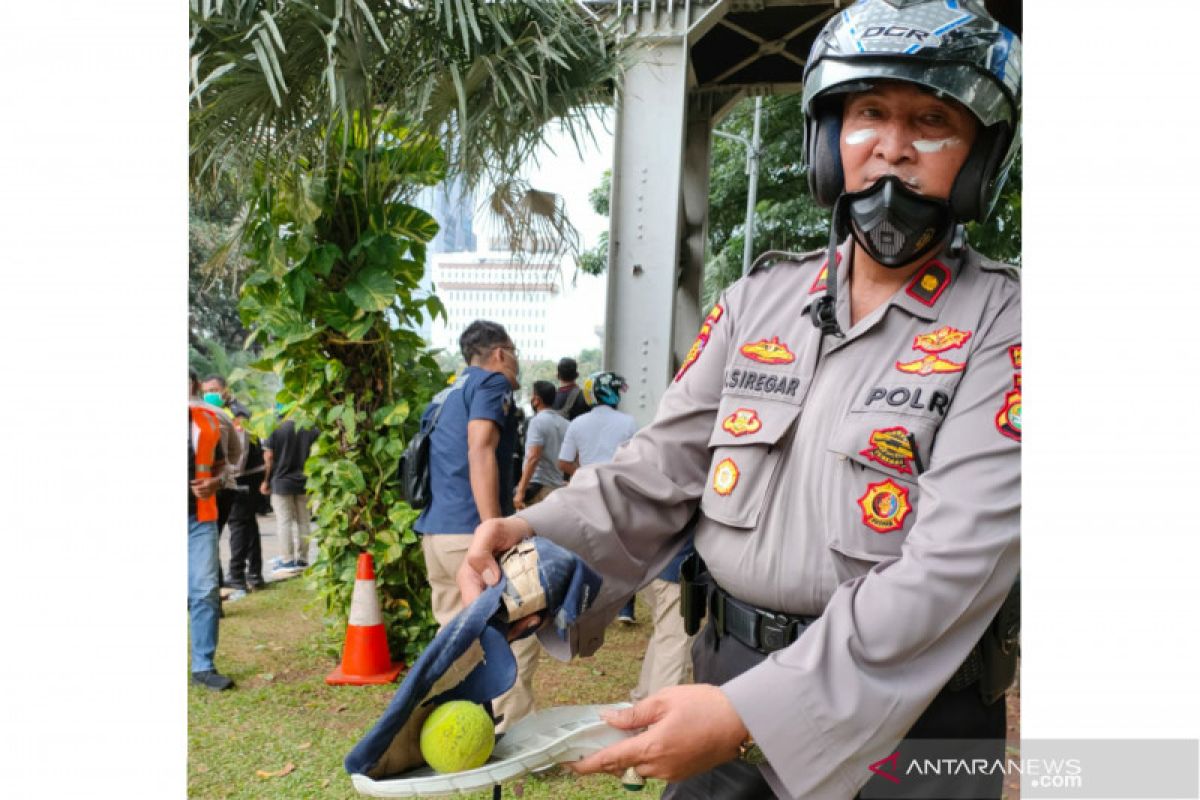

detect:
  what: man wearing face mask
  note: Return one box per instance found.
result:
[458,1,1021,797]
[414,320,538,731]
[191,374,242,597]
[201,374,266,594]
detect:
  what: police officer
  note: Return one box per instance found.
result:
[459,1,1021,797]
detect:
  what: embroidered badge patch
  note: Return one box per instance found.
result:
[859,427,916,475]
[674,304,724,382]
[808,252,842,294]
[913,326,972,354]
[740,336,796,365]
[905,261,951,307]
[721,408,763,437]
[1009,344,1022,369]
[858,479,911,533]
[995,379,1021,442]
[712,458,740,496]
[895,354,966,376]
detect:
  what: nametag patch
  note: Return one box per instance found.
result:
[858,479,911,533]
[721,408,762,437]
[860,385,952,417]
[740,336,796,365]
[713,458,740,496]
[724,368,803,399]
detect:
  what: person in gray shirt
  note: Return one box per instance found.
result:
[514,380,570,510]
[557,371,639,478]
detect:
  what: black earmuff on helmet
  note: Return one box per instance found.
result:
[804,99,846,209]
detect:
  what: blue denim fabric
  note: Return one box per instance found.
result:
[345,537,601,777]
[657,537,695,583]
[188,515,221,673]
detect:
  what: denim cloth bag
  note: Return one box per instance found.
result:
[345,537,602,778]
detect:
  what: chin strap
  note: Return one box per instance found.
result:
[810,196,846,339]
[949,223,967,256]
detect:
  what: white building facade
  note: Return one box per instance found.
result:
[430,251,559,361]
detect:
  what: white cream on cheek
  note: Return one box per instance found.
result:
[912,137,963,153]
[844,128,878,146]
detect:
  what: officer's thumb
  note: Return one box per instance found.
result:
[601,699,659,731]
[463,547,500,588]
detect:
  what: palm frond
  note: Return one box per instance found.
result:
[478,179,579,270]
[192,1,622,178]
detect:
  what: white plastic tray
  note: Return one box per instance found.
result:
[351,703,635,797]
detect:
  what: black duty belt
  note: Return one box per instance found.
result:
[710,584,818,655]
[684,553,991,693]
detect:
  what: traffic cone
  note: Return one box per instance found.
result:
[326,553,404,686]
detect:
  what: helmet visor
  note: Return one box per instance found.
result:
[804,57,1016,129]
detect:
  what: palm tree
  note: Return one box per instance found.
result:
[189,0,622,258]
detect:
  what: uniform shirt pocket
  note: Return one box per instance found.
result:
[823,413,936,563]
[700,395,800,529]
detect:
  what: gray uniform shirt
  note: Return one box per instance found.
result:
[519,239,1021,799]
[525,409,570,488]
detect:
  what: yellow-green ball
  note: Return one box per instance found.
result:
[419,701,496,773]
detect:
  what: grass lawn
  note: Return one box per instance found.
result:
[188,577,666,799]
[189,577,1020,799]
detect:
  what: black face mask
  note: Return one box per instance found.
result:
[845,176,953,268]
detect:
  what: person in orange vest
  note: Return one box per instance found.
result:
[189,370,234,691]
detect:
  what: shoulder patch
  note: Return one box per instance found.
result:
[674,303,725,382]
[995,376,1021,442]
[748,247,824,276]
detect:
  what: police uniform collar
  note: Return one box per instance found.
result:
[827,240,963,342]
[889,247,964,322]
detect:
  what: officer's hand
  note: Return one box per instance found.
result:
[513,490,526,511]
[259,481,270,496]
[567,684,750,783]
[456,516,534,607]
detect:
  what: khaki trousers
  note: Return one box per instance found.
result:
[527,484,557,505]
[631,579,695,701]
[421,533,540,732]
[270,493,311,562]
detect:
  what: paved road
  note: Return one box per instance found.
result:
[218,510,319,587]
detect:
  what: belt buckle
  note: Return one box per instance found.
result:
[757,610,797,652]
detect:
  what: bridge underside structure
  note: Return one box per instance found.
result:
[597,0,1021,426]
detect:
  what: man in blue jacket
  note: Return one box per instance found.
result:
[415,320,535,730]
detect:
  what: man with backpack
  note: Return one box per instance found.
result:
[413,320,536,731]
[552,357,591,421]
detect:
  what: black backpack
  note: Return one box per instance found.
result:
[398,384,460,510]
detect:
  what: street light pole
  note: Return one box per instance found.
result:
[714,96,764,277]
